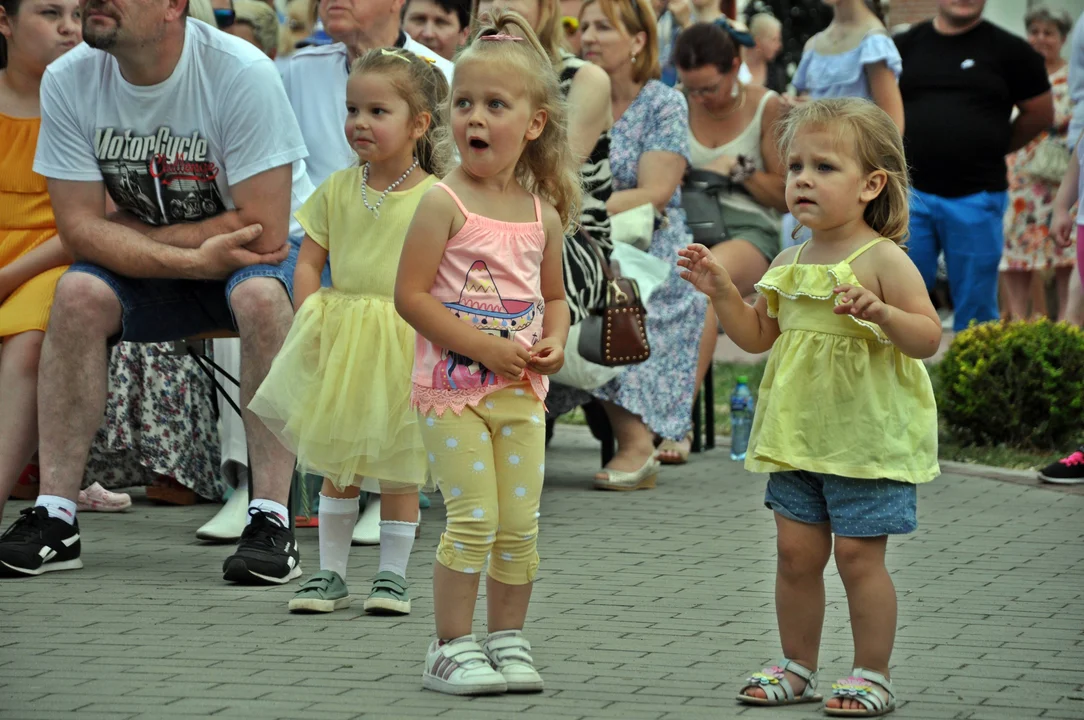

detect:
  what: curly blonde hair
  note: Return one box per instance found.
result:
[776,98,910,245]
[441,9,581,229]
[349,47,450,177]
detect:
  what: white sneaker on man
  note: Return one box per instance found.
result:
[422,635,508,695]
[481,629,544,692]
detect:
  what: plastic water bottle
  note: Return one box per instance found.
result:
[730,376,754,461]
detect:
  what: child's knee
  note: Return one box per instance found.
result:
[436,511,498,575]
[832,536,887,580]
[487,518,539,585]
[777,532,831,578]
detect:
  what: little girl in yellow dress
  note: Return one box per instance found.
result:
[249,48,448,617]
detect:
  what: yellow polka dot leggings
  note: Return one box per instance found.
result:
[418,385,546,585]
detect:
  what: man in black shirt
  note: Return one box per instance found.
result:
[896,0,1053,331]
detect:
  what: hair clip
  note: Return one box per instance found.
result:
[479,33,524,42]
[714,17,756,48]
[380,48,413,62]
[421,56,438,64]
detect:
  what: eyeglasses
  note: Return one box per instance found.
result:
[213,7,236,28]
[682,81,723,98]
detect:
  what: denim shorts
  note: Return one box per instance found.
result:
[765,470,918,537]
[67,235,328,344]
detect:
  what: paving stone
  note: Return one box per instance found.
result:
[0,427,1081,718]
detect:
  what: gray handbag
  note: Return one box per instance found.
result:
[681,169,732,247]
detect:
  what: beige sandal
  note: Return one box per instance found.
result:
[594,456,660,491]
[656,432,693,465]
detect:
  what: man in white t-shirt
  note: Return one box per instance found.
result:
[0,7,312,585]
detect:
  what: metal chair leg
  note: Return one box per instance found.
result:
[705,364,716,450]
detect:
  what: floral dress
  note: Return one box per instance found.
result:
[591,80,707,441]
[84,342,224,500]
[1002,64,1076,271]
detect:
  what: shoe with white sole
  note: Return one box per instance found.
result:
[481,629,544,692]
[196,481,248,542]
[289,570,351,613]
[222,509,301,585]
[0,507,83,576]
[422,635,508,695]
[363,570,410,615]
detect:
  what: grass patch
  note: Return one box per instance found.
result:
[556,360,1072,472]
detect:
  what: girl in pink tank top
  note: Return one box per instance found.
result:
[394,11,580,696]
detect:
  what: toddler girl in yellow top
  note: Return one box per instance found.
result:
[249,48,448,618]
[680,98,940,717]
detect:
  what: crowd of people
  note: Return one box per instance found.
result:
[1,0,1082,709]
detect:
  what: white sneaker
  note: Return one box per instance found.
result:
[422,635,508,696]
[196,480,248,542]
[481,630,544,692]
[351,496,380,545]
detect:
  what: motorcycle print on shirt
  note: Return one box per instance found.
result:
[94,126,226,226]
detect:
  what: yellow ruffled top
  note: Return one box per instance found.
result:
[745,238,940,484]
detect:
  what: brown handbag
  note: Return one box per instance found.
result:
[575,229,651,367]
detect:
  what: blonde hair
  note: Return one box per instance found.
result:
[233,0,279,57]
[350,48,451,177]
[530,0,567,64]
[187,0,216,25]
[579,0,659,84]
[444,9,580,229]
[777,98,910,245]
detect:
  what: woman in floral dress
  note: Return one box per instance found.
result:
[1002,8,1075,320]
[84,343,224,503]
[580,0,706,490]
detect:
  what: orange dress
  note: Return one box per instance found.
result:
[0,113,68,337]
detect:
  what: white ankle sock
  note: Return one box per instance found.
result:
[36,495,78,525]
[247,499,289,527]
[378,520,417,578]
[319,494,359,581]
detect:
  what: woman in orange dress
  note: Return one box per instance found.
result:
[0,0,81,522]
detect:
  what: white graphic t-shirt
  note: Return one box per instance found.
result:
[280,35,454,189]
[34,19,313,235]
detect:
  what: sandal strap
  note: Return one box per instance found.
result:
[831,669,895,711]
[744,659,819,702]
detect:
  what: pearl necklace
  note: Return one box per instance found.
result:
[361,157,418,218]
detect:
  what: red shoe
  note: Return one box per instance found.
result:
[10,464,40,500]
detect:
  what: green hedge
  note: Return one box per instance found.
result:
[937,320,1084,450]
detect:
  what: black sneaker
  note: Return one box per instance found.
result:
[222,509,301,585]
[0,506,83,576]
[1039,448,1084,485]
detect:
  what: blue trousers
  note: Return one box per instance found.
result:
[908,189,1008,332]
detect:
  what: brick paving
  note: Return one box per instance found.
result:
[1,426,1082,720]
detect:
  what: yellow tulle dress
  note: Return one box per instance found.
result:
[746,238,940,484]
[249,168,437,491]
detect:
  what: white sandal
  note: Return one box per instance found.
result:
[824,668,896,716]
[736,658,822,706]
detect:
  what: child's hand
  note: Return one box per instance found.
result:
[1052,208,1074,248]
[833,284,891,325]
[678,244,735,301]
[528,337,565,375]
[478,336,531,382]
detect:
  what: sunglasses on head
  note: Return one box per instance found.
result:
[213,7,236,28]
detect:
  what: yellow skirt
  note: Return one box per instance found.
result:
[249,289,427,491]
[0,228,68,338]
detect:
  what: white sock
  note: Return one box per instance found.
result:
[36,495,78,525]
[378,520,418,578]
[319,494,359,581]
[247,499,289,527]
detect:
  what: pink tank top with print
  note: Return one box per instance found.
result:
[411,183,549,416]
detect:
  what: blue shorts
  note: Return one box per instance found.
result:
[67,235,330,344]
[765,470,918,537]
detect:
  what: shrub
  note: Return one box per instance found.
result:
[937,319,1084,450]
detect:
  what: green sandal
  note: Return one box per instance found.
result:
[363,570,411,615]
[736,659,822,706]
[288,570,351,613]
[824,668,896,717]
